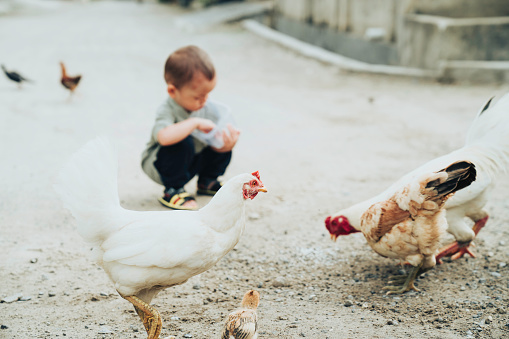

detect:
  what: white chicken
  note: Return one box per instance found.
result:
[325,93,509,262]
[358,161,476,294]
[221,290,260,339]
[54,137,267,339]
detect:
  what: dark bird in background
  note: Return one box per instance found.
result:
[60,62,81,95]
[2,64,33,88]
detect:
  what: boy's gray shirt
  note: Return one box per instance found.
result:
[141,97,215,185]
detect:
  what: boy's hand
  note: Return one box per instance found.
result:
[213,124,240,153]
[194,117,216,133]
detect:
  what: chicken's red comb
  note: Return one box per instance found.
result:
[251,171,261,181]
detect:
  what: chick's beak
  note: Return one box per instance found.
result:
[258,187,267,193]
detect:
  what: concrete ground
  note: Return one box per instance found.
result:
[1,1,509,338]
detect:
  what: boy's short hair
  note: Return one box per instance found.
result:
[164,45,215,88]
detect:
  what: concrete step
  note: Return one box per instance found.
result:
[440,60,509,84]
[399,14,509,69]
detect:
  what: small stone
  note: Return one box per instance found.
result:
[461,286,466,291]
[490,272,501,278]
[479,278,486,284]
[308,294,316,300]
[19,296,32,301]
[100,292,108,296]
[183,334,193,338]
[2,293,23,303]
[257,282,263,288]
[499,241,505,246]
[248,213,261,220]
[48,292,56,297]
[1,325,8,329]
[271,277,290,288]
[344,300,353,307]
[30,258,38,263]
[98,326,113,334]
[170,316,180,321]
[499,262,507,268]
[387,319,398,325]
[193,284,200,290]
[487,252,494,257]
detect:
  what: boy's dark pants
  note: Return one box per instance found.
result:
[154,136,231,190]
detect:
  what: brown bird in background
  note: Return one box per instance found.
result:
[221,290,260,339]
[60,62,81,95]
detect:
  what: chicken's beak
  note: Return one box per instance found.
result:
[330,234,338,242]
[258,187,267,193]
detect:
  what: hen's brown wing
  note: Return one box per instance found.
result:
[364,161,476,242]
[364,200,411,242]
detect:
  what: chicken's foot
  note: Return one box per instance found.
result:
[124,295,162,339]
[382,263,423,295]
[436,216,488,264]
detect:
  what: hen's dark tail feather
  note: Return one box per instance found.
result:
[479,96,494,116]
[426,161,477,196]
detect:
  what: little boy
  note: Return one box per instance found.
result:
[141,45,240,210]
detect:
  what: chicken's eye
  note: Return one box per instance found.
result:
[251,180,257,187]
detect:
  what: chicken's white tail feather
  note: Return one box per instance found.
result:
[54,137,122,244]
[465,93,509,176]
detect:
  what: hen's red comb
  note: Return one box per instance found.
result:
[251,171,261,181]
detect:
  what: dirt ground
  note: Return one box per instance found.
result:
[1,1,509,338]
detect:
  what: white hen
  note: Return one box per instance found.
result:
[326,93,509,261]
[54,137,267,339]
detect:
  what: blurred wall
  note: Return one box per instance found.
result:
[273,0,509,73]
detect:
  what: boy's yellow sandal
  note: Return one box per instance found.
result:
[159,187,197,210]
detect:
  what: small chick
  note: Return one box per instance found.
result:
[60,62,81,95]
[221,290,260,339]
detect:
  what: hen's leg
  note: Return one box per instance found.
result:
[124,295,162,339]
[382,263,424,295]
[436,215,488,263]
[133,306,150,333]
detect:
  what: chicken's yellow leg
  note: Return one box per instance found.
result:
[133,306,150,333]
[124,295,162,339]
[382,263,424,295]
[436,216,488,263]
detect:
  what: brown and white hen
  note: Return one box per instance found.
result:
[326,94,509,262]
[358,161,476,294]
[54,137,267,339]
